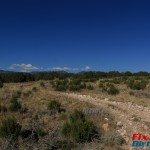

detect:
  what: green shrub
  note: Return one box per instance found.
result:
[20,129,39,142]
[52,79,68,91]
[20,129,32,139]
[69,80,86,92]
[0,80,3,88]
[0,117,22,140]
[62,110,100,143]
[107,84,119,95]
[110,78,122,84]
[69,84,81,91]
[87,84,94,90]
[48,100,61,113]
[102,83,119,95]
[52,79,87,92]
[9,98,22,112]
[126,79,148,90]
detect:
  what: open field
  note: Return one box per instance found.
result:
[0,75,150,150]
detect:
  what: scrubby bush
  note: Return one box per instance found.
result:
[111,78,122,84]
[21,129,39,142]
[51,79,87,92]
[48,100,61,113]
[126,79,148,90]
[87,84,94,90]
[0,80,3,88]
[107,84,119,95]
[20,129,33,139]
[0,117,22,140]
[9,98,22,112]
[69,80,86,92]
[62,110,100,143]
[102,83,119,95]
[52,79,68,91]
[69,84,81,92]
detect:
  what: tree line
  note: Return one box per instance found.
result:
[0,71,149,83]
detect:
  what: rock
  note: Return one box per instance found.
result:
[104,98,109,101]
[117,121,123,127]
[104,118,109,122]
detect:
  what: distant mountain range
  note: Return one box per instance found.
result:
[0,70,15,73]
[0,70,5,72]
[0,69,70,74]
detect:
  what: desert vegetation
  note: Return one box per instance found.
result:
[0,71,150,149]
[100,83,119,95]
[62,110,100,143]
[0,71,150,83]
[0,117,22,140]
[126,78,148,90]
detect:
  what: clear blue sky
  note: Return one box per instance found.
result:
[0,0,150,72]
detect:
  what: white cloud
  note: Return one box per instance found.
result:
[52,67,70,71]
[51,66,91,72]
[9,64,39,72]
[8,64,92,72]
[85,66,91,71]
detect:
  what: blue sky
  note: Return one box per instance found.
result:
[0,0,150,72]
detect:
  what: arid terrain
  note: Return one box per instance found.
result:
[0,74,150,150]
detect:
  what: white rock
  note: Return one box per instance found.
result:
[104,98,109,101]
[117,121,123,127]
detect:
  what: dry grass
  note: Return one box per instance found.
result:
[0,81,118,149]
[81,81,150,108]
[1,80,146,149]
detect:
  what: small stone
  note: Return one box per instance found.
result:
[104,98,109,101]
[117,121,123,127]
[104,118,109,122]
